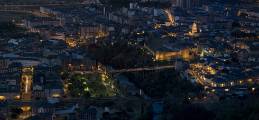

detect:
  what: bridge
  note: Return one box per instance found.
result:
[72,65,176,74]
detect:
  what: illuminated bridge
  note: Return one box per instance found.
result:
[72,65,176,74]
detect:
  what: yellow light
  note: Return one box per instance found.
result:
[211,89,215,92]
[97,65,101,70]
[66,38,77,48]
[248,79,253,82]
[14,95,20,100]
[84,87,89,92]
[111,85,114,89]
[252,88,255,91]
[220,84,225,87]
[21,106,31,112]
[96,31,108,38]
[25,78,29,93]
[239,80,243,84]
[0,96,6,101]
[207,66,216,75]
[52,93,61,98]
[101,74,106,81]
[83,81,87,85]
[154,24,161,29]
[168,32,177,37]
[188,22,199,36]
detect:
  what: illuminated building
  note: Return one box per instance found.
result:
[80,24,109,44]
[21,106,31,112]
[188,22,199,37]
[20,106,32,119]
[155,51,178,61]
[155,48,194,61]
[145,37,196,61]
[66,37,77,48]
[164,9,175,26]
[21,67,34,101]
[191,22,198,33]
[0,96,6,101]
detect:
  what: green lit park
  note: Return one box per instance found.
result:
[66,73,119,98]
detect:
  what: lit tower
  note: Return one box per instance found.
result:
[21,67,34,101]
[188,22,199,36]
[191,22,198,33]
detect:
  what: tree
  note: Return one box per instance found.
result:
[125,69,202,98]
[232,21,241,29]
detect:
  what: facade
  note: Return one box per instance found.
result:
[0,62,21,100]
[80,24,109,40]
[21,67,34,101]
[175,0,201,9]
